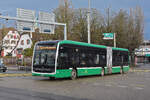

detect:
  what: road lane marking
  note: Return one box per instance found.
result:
[105,84,112,87]
[118,85,128,88]
[93,83,100,86]
[131,84,145,88]
[130,84,145,90]
[134,87,144,90]
[0,73,32,77]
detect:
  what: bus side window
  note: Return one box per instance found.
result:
[112,50,116,66]
[121,51,129,66]
[70,48,80,67]
[124,55,129,65]
[99,54,106,66]
[87,53,97,67]
[57,47,69,69]
[113,50,129,66]
[99,49,106,67]
[94,54,100,65]
[80,53,86,66]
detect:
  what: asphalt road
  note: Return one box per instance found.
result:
[0,64,150,100]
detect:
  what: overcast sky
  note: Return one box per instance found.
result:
[0,0,149,40]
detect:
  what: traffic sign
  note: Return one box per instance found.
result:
[103,33,114,40]
[39,12,55,34]
[17,8,35,32]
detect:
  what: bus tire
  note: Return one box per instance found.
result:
[101,68,105,76]
[3,69,6,72]
[71,69,77,80]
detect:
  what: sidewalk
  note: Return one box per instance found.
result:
[6,65,31,71]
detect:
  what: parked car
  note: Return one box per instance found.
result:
[0,58,7,72]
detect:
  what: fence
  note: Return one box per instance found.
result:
[3,57,32,66]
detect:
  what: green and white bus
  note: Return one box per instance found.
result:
[32,40,129,79]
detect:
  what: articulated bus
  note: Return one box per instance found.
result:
[32,40,129,79]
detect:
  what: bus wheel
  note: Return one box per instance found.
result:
[101,68,105,76]
[71,69,77,80]
[3,69,6,72]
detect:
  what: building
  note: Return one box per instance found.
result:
[2,31,20,56]
[2,30,32,57]
[134,40,150,64]
[15,34,32,58]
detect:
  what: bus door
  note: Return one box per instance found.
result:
[107,47,112,74]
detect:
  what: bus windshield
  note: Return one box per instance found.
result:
[33,44,56,73]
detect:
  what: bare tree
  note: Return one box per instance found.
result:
[52,0,144,54]
[53,0,74,40]
[110,7,144,52]
[70,8,88,42]
[0,24,7,56]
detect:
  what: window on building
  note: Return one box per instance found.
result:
[17,49,23,54]
[5,40,10,44]
[11,40,16,44]
[11,35,13,39]
[17,35,20,39]
[21,40,24,45]
[27,39,30,44]
[14,35,16,39]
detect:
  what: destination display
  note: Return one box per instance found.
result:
[36,46,56,50]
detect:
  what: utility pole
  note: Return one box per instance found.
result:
[144,41,146,64]
[87,0,91,44]
[114,33,116,47]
